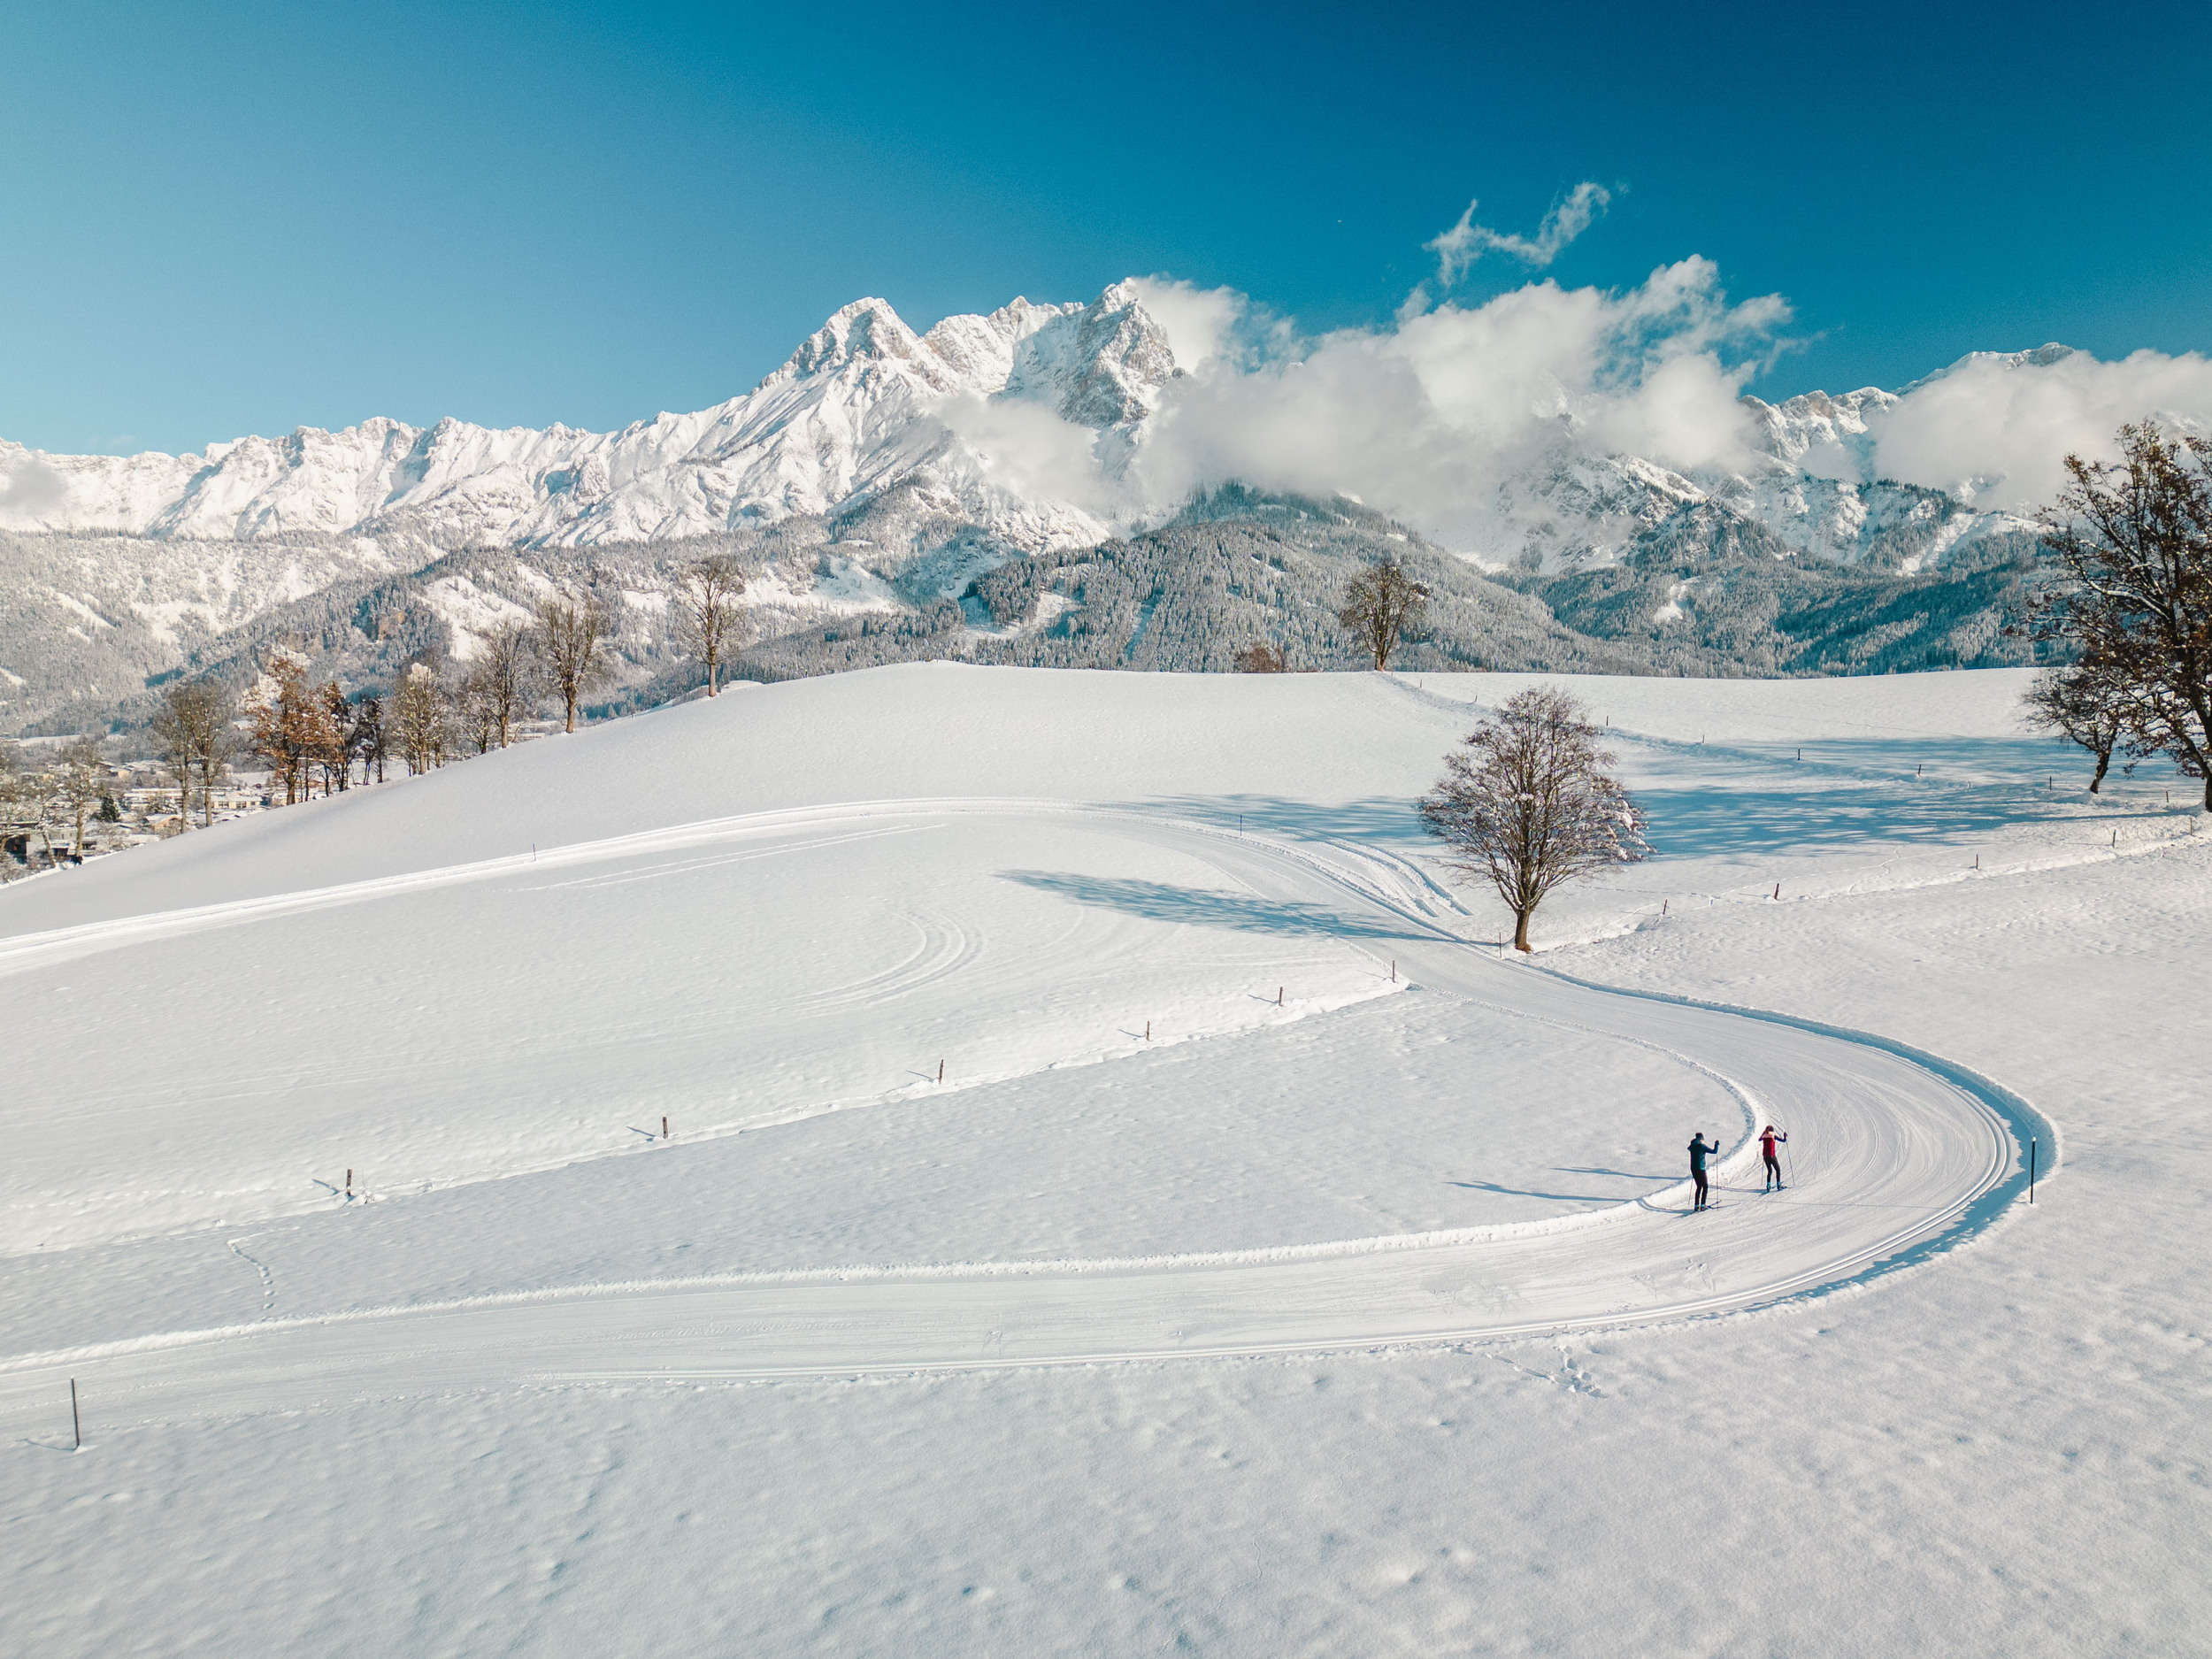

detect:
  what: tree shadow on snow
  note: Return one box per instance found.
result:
[1555,1164,1677,1181]
[1448,1179,1622,1204]
[1129,794,1431,850]
[998,869,1430,941]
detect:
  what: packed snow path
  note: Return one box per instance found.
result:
[0,803,2041,1430]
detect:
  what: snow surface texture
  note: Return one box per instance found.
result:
[2,665,2201,1655]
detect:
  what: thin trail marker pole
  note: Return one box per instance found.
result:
[1390,960,1396,982]
[345,1168,352,1199]
[1662,900,1668,915]
[1277,986,1284,1007]
[1772,883,1780,901]
[661,1116,668,1140]
[1145,1020,1150,1041]
[938,1059,944,1083]
[2029,1137,2037,1203]
[71,1379,81,1450]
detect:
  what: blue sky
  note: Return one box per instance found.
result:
[5,0,2208,456]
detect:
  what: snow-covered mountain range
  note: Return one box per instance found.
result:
[0,283,1175,555]
[1,280,2093,734]
[0,279,2046,575]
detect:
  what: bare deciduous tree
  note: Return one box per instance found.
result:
[155,680,236,827]
[1233,641,1287,672]
[536,592,614,733]
[52,738,106,858]
[1335,556,1430,671]
[194,691,237,826]
[349,693,386,785]
[391,664,452,774]
[469,622,535,745]
[671,557,750,696]
[312,681,351,795]
[2031,421,2212,808]
[152,687,202,825]
[1419,687,1648,951]
[247,655,319,805]
[456,664,502,754]
[2023,657,2130,792]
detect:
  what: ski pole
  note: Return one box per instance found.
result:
[1785,1133,1796,1187]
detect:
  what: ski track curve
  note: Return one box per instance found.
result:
[0,800,2052,1433]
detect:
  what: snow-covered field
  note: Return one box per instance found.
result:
[3,664,2202,1655]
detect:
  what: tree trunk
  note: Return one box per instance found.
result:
[2090,750,2109,793]
[707,655,719,696]
[2203,772,2211,813]
[564,687,578,733]
[1513,909,1532,952]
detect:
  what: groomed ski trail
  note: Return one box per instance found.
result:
[0,803,2050,1431]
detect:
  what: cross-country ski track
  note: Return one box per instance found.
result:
[0,801,2049,1433]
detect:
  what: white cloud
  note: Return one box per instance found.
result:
[936,250,2212,558]
[1863,347,2212,510]
[0,457,68,522]
[1132,258,1785,549]
[1126,277,1240,372]
[1426,183,1613,285]
[935,393,1121,518]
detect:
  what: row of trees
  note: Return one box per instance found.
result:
[2024,422,2212,805]
[116,556,757,833]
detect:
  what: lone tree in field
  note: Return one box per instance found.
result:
[2023,657,2130,792]
[671,555,751,696]
[536,591,613,732]
[1336,555,1429,671]
[2029,421,2212,808]
[1419,687,1648,951]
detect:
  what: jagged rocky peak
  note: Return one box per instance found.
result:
[781,298,950,387]
[1740,387,1895,468]
[1051,281,1180,426]
[921,296,1083,393]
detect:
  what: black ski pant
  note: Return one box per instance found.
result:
[1693,1170,1709,1209]
[1763,1155,1782,1189]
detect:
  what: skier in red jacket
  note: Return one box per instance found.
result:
[1760,1125,1788,1192]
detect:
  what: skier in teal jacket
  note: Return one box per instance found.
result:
[1688,1133,1720,1210]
